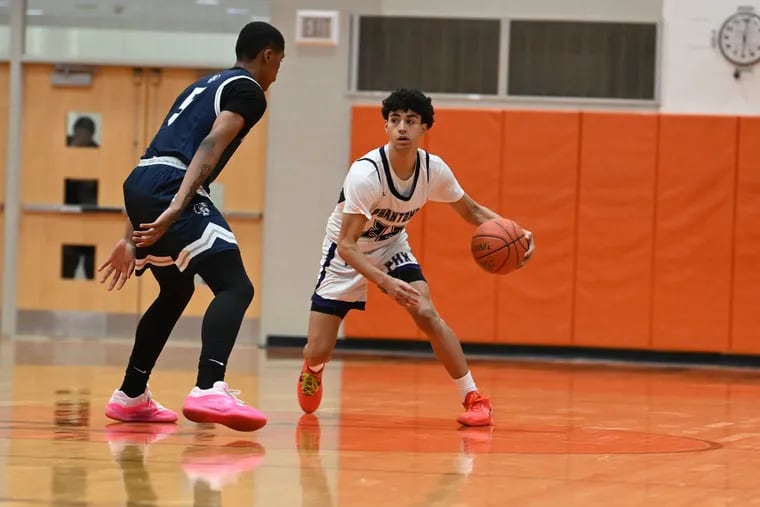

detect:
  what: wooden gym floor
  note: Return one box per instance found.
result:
[0,337,759,506]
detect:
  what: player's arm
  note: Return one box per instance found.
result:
[449,193,500,226]
[429,158,498,225]
[451,194,535,265]
[171,112,244,214]
[132,112,244,247]
[337,214,420,306]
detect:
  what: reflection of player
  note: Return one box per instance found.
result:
[105,422,177,506]
[297,88,535,426]
[182,441,266,499]
[67,116,99,148]
[295,414,335,507]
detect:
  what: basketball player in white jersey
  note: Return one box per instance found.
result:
[298,88,534,426]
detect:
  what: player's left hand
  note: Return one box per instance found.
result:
[98,238,136,291]
[519,229,535,268]
[132,206,181,247]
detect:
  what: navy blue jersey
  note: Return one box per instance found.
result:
[142,67,266,188]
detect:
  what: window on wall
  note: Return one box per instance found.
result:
[357,16,500,94]
[507,20,657,100]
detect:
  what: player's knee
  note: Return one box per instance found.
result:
[234,276,255,306]
[304,338,332,363]
[410,303,440,332]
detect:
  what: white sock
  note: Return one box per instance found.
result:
[453,371,477,402]
[309,363,324,373]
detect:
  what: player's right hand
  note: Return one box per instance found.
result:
[519,228,535,267]
[98,238,136,291]
[379,277,421,307]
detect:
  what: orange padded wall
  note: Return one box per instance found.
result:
[730,116,760,354]
[573,112,658,349]
[497,111,581,345]
[651,115,737,352]
[422,109,502,342]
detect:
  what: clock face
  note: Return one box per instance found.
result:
[718,12,760,66]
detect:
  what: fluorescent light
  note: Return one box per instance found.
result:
[27,8,44,16]
[196,0,218,5]
[227,7,249,15]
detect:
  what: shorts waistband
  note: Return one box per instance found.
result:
[138,156,187,171]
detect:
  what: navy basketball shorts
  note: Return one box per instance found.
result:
[310,236,427,318]
[123,163,239,276]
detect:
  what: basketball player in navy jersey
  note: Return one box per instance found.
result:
[97,22,285,431]
[297,88,534,426]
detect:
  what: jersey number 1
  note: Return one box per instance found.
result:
[167,86,207,126]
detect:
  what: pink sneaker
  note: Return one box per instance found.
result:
[182,381,267,432]
[105,388,178,423]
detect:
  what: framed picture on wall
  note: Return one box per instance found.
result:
[66,111,102,148]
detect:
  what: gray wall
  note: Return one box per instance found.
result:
[261,0,382,342]
[260,0,663,343]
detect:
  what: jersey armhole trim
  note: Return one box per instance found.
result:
[214,75,260,117]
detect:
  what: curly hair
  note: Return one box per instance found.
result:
[381,88,435,128]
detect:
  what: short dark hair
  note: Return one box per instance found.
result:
[235,21,285,61]
[381,88,435,128]
[73,116,95,134]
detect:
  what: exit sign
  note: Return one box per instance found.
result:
[295,10,339,46]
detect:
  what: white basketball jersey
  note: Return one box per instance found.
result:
[324,144,464,253]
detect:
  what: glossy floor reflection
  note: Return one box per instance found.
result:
[1,338,760,506]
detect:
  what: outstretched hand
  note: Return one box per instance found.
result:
[132,206,181,247]
[98,238,136,291]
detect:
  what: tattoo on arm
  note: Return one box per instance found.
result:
[179,163,212,210]
[175,136,217,210]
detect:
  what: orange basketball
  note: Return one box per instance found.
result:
[471,218,530,275]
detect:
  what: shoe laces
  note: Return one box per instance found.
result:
[300,372,320,396]
[466,393,490,412]
[219,385,246,406]
[145,393,168,412]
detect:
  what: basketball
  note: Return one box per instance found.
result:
[471,218,530,275]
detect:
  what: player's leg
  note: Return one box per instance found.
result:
[298,240,366,413]
[303,311,342,367]
[193,249,254,388]
[106,265,195,423]
[402,278,493,426]
[402,278,493,425]
[381,239,494,427]
[298,310,343,414]
[182,248,266,432]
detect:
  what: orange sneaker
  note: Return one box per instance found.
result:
[297,363,323,414]
[457,391,494,427]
